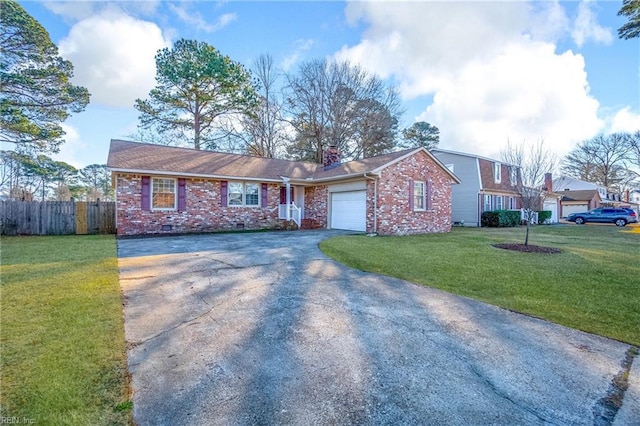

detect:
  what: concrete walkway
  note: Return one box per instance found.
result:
[117,230,638,425]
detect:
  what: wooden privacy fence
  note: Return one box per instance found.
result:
[0,201,116,236]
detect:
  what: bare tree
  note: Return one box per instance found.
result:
[561,133,632,193]
[232,54,289,158]
[0,152,45,200]
[628,131,640,179]
[501,139,557,246]
[0,150,30,198]
[284,59,402,163]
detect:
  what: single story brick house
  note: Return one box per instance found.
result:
[107,139,460,236]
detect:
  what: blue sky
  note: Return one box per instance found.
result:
[14,0,640,168]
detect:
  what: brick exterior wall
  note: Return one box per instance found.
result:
[115,150,454,236]
[115,174,282,236]
[304,185,328,228]
[374,151,452,235]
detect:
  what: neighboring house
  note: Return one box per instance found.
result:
[551,176,640,214]
[559,190,601,217]
[627,189,640,215]
[430,149,520,227]
[107,140,460,237]
[542,194,562,223]
[552,176,618,205]
[539,173,562,224]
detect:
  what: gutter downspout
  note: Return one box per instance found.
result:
[364,173,377,234]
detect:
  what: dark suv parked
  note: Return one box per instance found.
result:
[566,208,638,227]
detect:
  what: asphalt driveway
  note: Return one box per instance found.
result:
[117,230,638,425]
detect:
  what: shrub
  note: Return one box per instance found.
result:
[481,211,499,227]
[497,210,521,227]
[481,210,520,227]
[538,210,552,224]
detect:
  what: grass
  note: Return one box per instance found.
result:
[320,224,640,346]
[0,235,131,425]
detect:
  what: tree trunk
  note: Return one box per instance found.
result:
[194,104,201,150]
[524,210,531,246]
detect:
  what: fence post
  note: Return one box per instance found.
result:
[76,202,87,235]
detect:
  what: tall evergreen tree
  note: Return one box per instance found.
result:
[400,121,440,150]
[618,0,640,39]
[0,0,90,152]
[135,39,258,150]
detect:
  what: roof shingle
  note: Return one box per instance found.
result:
[560,189,601,202]
[107,139,429,182]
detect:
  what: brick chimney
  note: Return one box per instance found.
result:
[544,173,553,192]
[323,145,341,170]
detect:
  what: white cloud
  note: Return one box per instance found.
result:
[419,43,602,158]
[336,1,604,159]
[128,0,161,17]
[608,107,640,134]
[169,3,237,33]
[42,1,98,22]
[43,1,160,22]
[281,39,315,71]
[51,124,86,168]
[571,1,613,48]
[58,7,171,108]
[526,1,570,43]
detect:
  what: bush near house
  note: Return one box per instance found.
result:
[481,210,520,227]
[537,210,552,224]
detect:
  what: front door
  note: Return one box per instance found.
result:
[280,187,294,204]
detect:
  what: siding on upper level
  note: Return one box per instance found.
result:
[432,151,481,225]
[432,149,521,226]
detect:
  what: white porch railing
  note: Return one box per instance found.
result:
[278,203,301,227]
[520,209,538,224]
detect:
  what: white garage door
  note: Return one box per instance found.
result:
[562,204,589,218]
[543,201,558,223]
[331,191,366,231]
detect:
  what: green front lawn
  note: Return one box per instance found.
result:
[320,225,640,345]
[0,235,131,425]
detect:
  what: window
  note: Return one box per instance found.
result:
[228,182,260,206]
[495,196,504,210]
[152,178,176,209]
[414,181,425,210]
[245,183,259,205]
[494,163,501,183]
[509,167,518,186]
[508,196,517,210]
[484,194,492,212]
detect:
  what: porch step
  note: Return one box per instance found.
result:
[300,219,323,230]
